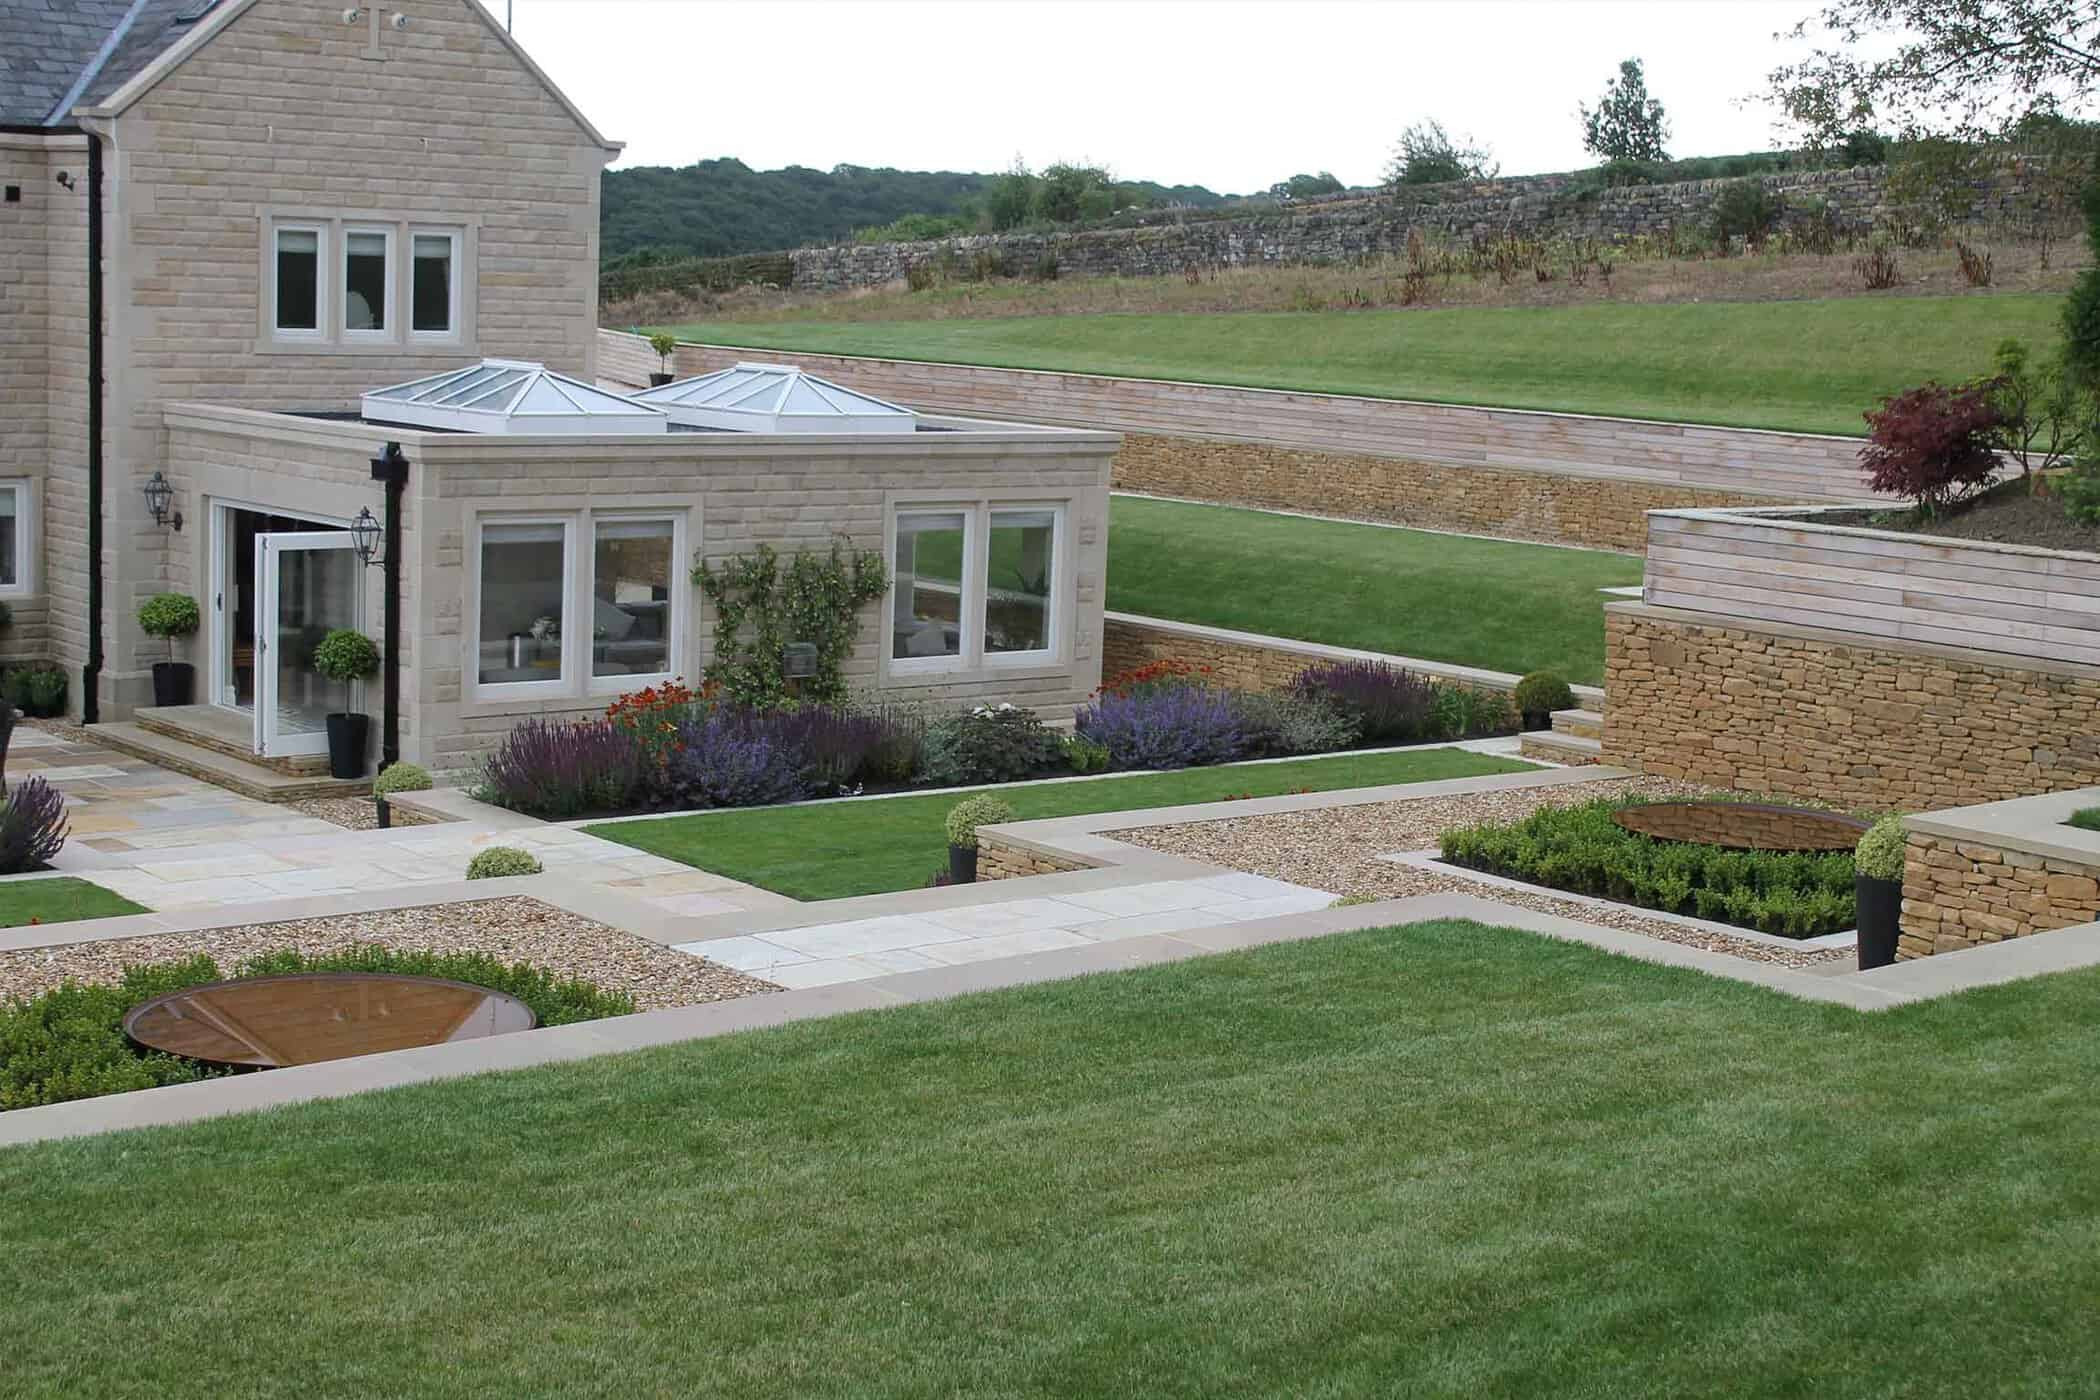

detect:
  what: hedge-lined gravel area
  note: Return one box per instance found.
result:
[1110,776,1857,969]
[0,897,776,1008]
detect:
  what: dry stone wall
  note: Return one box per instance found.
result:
[1899,833,2100,959]
[1602,604,2100,808]
[977,836,1088,881]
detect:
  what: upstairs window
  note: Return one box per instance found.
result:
[273,226,322,334]
[343,228,392,337]
[411,231,458,337]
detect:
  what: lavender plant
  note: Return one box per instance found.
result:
[1077,686,1247,770]
[478,719,653,819]
[0,776,68,873]
[1289,660,1440,743]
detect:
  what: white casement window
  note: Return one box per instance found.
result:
[410,229,460,340]
[272,224,326,338]
[891,510,973,670]
[475,518,574,695]
[0,480,31,596]
[342,226,394,340]
[983,507,1058,659]
[588,516,677,688]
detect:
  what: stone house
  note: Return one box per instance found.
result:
[4,0,1116,778]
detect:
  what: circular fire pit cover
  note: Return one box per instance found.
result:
[123,972,537,1069]
[1611,801,1870,853]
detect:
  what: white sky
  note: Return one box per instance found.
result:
[506,0,1823,191]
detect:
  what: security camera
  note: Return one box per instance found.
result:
[389,11,408,28]
[341,7,363,23]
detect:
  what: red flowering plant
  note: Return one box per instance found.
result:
[1093,658,1216,700]
[605,679,714,761]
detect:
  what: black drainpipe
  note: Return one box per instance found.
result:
[82,131,105,725]
[370,442,409,768]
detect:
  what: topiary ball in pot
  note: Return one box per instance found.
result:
[1852,814,1907,971]
[943,794,1015,884]
[466,846,543,880]
[1512,670,1576,730]
[312,629,381,780]
[137,593,202,707]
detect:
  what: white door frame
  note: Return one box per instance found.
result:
[207,498,354,721]
[254,529,362,758]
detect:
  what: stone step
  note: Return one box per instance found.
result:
[1518,730,1604,766]
[134,707,331,776]
[92,722,372,803]
[1551,707,1603,740]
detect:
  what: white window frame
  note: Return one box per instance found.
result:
[888,506,979,677]
[585,512,685,695]
[340,224,396,343]
[269,222,328,342]
[407,227,463,343]
[469,515,577,702]
[980,503,1065,667]
[0,478,34,598]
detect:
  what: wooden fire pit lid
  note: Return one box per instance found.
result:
[1611,801,1870,853]
[123,972,537,1069]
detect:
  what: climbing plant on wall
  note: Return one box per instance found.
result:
[693,537,889,707]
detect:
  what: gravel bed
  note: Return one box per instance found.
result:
[1110,776,1856,969]
[0,896,777,1009]
[286,795,448,831]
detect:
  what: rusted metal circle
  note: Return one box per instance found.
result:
[1611,801,1869,853]
[123,972,537,1069]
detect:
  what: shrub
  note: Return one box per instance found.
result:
[0,601,11,630]
[2065,806,2100,832]
[662,711,809,810]
[849,699,928,784]
[0,947,632,1111]
[1063,734,1112,773]
[371,762,433,797]
[479,718,653,819]
[920,704,1067,786]
[1077,685,1246,771]
[1854,816,1908,880]
[1954,240,1993,287]
[1512,671,1577,720]
[4,662,67,718]
[1440,797,1856,938]
[1289,660,1437,743]
[1096,659,1215,700]
[0,776,67,874]
[1431,684,1516,740]
[1859,381,2005,515]
[2063,466,2100,526]
[466,846,542,880]
[312,628,380,682]
[754,705,899,793]
[1708,181,1781,246]
[647,331,678,373]
[943,794,1015,851]
[1853,245,1900,289]
[1230,689,1361,757]
[136,593,201,639]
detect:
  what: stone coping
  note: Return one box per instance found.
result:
[1379,850,1857,951]
[1649,503,2100,565]
[1601,600,2100,681]
[13,888,2100,1148]
[1104,611,1609,709]
[1112,491,1644,557]
[1905,786,2100,868]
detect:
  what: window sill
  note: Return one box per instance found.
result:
[252,336,480,357]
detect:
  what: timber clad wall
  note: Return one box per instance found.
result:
[1644,509,2100,667]
[600,332,1874,506]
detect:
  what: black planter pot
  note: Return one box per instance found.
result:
[1521,709,1552,731]
[325,712,371,780]
[150,661,194,708]
[949,844,978,885]
[1856,873,1902,970]
[649,372,675,387]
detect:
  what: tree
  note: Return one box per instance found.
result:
[1384,120,1498,188]
[982,158,1038,231]
[1769,0,2100,146]
[1268,171,1345,201]
[1982,338,2087,481]
[1859,381,2006,514]
[1035,162,1117,224]
[1581,58,1670,161]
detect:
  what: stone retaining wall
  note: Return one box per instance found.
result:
[1115,433,1770,552]
[977,836,1088,882]
[1602,603,2100,808]
[1899,833,2100,959]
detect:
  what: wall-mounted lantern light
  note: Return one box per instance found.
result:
[142,470,181,531]
[350,507,384,568]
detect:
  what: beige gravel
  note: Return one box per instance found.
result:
[0,896,777,1009]
[286,795,447,831]
[1110,776,1856,970]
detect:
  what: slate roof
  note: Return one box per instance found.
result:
[0,0,214,126]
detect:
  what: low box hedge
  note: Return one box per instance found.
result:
[1439,797,1857,939]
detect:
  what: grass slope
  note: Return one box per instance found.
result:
[1105,497,1638,683]
[587,747,1526,900]
[0,877,147,929]
[8,922,2100,1397]
[665,294,2064,436]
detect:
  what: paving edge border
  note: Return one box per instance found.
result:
[11,890,2100,1149]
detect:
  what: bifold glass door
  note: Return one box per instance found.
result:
[254,531,362,758]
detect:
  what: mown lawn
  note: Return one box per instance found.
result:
[8,921,2100,1397]
[587,746,1527,900]
[1106,496,1637,683]
[0,877,147,929]
[663,293,2063,436]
